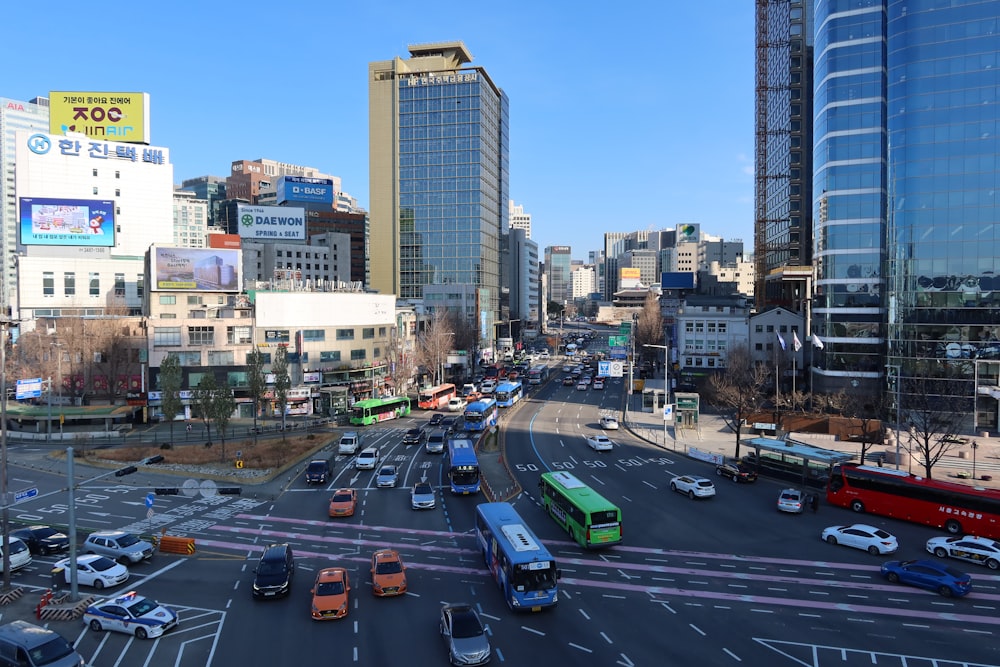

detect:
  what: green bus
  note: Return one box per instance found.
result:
[349,396,411,426]
[538,471,622,548]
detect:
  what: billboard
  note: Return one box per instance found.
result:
[676,223,700,243]
[153,246,241,292]
[49,92,150,144]
[208,233,241,249]
[237,204,306,240]
[620,267,641,280]
[276,176,334,205]
[18,197,115,247]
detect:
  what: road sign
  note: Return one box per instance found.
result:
[145,492,155,508]
[663,404,675,423]
[608,335,628,348]
[14,487,38,503]
[609,361,624,378]
[15,378,43,400]
[619,322,632,335]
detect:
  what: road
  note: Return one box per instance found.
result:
[1,350,998,666]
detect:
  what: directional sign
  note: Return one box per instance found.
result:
[608,335,628,348]
[619,321,632,335]
[15,378,43,400]
[145,492,155,508]
[14,487,38,503]
[663,404,675,423]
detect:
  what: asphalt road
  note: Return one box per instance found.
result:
[1,355,999,666]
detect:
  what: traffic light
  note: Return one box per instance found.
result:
[114,466,138,477]
[218,487,241,495]
[154,488,179,495]
[144,455,165,464]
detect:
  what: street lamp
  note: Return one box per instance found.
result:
[886,364,902,470]
[972,440,979,480]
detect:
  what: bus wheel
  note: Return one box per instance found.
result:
[850,500,865,513]
[945,519,962,535]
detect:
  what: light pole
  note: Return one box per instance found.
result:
[886,364,902,470]
[972,440,979,480]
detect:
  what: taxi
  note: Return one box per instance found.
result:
[83,591,179,640]
[311,567,350,620]
[926,535,1000,570]
[328,488,358,517]
[370,549,407,597]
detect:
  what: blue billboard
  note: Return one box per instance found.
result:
[19,197,116,247]
[276,176,333,205]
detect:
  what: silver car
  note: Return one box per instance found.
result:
[411,482,436,510]
[777,488,805,514]
[83,530,154,564]
[440,603,491,666]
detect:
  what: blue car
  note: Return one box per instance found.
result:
[881,559,972,597]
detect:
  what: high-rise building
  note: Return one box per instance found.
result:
[179,175,227,227]
[509,200,531,238]
[369,41,509,339]
[754,0,814,311]
[544,245,572,305]
[571,265,596,299]
[172,190,208,247]
[508,228,539,328]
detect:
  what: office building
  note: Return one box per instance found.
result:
[172,190,208,248]
[508,228,539,329]
[509,200,531,238]
[369,41,509,341]
[544,245,572,305]
[179,175,227,227]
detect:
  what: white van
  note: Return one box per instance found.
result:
[338,432,360,455]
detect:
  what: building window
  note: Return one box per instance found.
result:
[174,351,201,366]
[159,295,176,305]
[207,350,235,366]
[362,327,375,339]
[89,273,100,296]
[114,273,125,297]
[302,329,325,342]
[92,187,98,195]
[154,327,182,346]
[320,351,341,363]
[350,349,366,361]
[718,323,727,333]
[64,273,75,296]
[188,326,215,346]
[137,274,144,300]
[227,326,252,344]
[379,327,387,336]
[92,169,98,177]
[187,295,203,305]
[43,272,54,296]
[336,328,355,340]
[374,347,381,358]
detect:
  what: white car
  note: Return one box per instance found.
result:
[83,590,179,639]
[577,382,588,391]
[586,435,614,452]
[56,554,129,589]
[926,535,1000,569]
[821,524,899,555]
[593,380,604,390]
[669,475,716,499]
[447,397,466,412]
[355,447,380,470]
[599,416,619,430]
[777,488,805,513]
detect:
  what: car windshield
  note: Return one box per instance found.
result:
[116,534,140,548]
[125,598,158,616]
[258,561,287,576]
[379,467,395,476]
[332,492,353,502]
[35,528,59,539]
[414,484,432,495]
[89,556,117,572]
[315,580,345,596]
[28,637,75,665]
[873,529,892,538]
[375,560,402,575]
[9,540,27,554]
[451,610,484,639]
[308,462,326,471]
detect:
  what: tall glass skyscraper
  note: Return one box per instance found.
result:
[369,42,509,337]
[812,0,887,394]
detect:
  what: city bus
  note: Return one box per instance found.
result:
[528,365,548,385]
[446,438,481,494]
[417,383,456,410]
[538,471,623,548]
[475,502,560,610]
[827,463,1000,539]
[463,398,498,432]
[349,396,411,426]
[494,381,523,408]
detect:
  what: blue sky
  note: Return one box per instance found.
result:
[7,1,755,261]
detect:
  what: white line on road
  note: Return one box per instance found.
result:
[579,609,590,621]
[521,626,545,636]
[722,648,742,661]
[690,624,706,636]
[642,480,656,489]
[600,631,613,644]
[568,643,593,653]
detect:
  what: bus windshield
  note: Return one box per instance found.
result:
[511,563,558,591]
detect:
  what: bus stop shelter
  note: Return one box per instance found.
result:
[745,436,856,489]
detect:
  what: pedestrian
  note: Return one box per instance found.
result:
[810,494,819,513]
[186,423,192,435]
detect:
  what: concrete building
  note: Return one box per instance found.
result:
[509,200,531,238]
[571,265,596,299]
[508,228,539,330]
[178,175,227,228]
[241,232,352,285]
[172,190,208,248]
[544,245,572,305]
[675,295,752,386]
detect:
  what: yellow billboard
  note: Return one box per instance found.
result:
[620,267,641,280]
[49,92,150,144]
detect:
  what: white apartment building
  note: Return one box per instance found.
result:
[675,296,752,374]
[172,189,208,248]
[509,200,531,238]
[571,265,596,299]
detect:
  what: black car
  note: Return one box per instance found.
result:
[10,525,69,555]
[715,461,757,483]
[428,414,445,427]
[440,416,457,433]
[253,543,295,600]
[304,460,331,485]
[402,428,426,447]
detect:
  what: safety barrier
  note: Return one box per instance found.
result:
[37,593,93,621]
[158,535,196,555]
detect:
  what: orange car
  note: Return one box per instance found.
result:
[370,549,408,597]
[310,567,350,620]
[328,489,358,517]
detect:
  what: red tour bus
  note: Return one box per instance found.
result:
[827,463,1000,539]
[417,383,456,410]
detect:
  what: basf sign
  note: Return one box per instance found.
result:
[19,197,115,247]
[153,246,241,292]
[49,92,150,144]
[237,204,306,241]
[276,176,333,205]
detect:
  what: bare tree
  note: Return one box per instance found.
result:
[842,390,888,465]
[635,291,663,364]
[193,374,218,444]
[415,311,455,385]
[245,349,266,439]
[208,384,237,462]
[707,344,770,459]
[271,345,291,434]
[903,375,969,479]
[158,354,184,444]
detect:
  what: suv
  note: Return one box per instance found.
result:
[402,428,426,447]
[0,620,85,667]
[252,543,295,599]
[425,430,447,454]
[83,530,153,564]
[305,459,331,485]
[338,432,360,455]
[355,447,380,470]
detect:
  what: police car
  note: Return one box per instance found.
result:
[926,535,1000,570]
[83,591,179,639]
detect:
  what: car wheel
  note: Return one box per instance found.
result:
[94,579,104,590]
[986,559,999,570]
[867,546,879,555]
[934,547,948,558]
[826,535,838,545]
[945,519,962,535]
[118,557,131,566]
[716,469,723,477]
[670,483,677,493]
[850,500,865,513]
[89,619,103,632]
[731,475,738,484]
[688,490,694,500]
[886,572,899,583]
[938,585,953,597]
[135,627,148,640]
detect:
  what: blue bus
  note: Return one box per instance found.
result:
[494,381,523,408]
[447,438,481,494]
[463,398,498,432]
[475,502,560,611]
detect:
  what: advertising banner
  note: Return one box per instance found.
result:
[237,204,306,240]
[49,91,150,143]
[18,197,115,247]
[208,234,241,249]
[620,267,641,280]
[276,176,333,205]
[153,246,241,291]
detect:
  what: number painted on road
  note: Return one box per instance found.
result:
[552,461,575,470]
[618,458,645,467]
[583,460,607,468]
[514,463,540,472]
